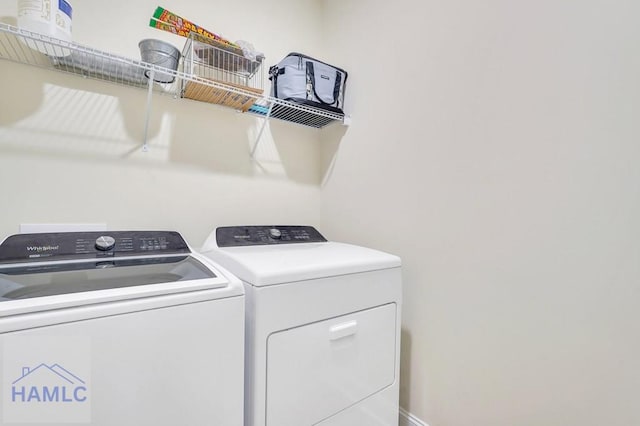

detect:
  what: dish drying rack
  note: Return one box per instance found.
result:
[0,23,346,151]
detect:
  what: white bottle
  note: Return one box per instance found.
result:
[17,0,73,55]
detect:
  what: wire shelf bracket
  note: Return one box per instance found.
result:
[250,101,274,158]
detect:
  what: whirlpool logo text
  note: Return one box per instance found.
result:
[26,245,60,252]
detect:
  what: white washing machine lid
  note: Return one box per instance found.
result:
[201,226,401,286]
[0,232,242,317]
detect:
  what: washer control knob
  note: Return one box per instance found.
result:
[95,236,116,251]
[269,228,282,239]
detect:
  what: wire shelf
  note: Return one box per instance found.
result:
[0,23,181,94]
[0,22,345,129]
[248,98,344,129]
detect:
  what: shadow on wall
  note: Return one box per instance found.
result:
[166,97,258,177]
[319,121,347,187]
[244,118,347,186]
[0,62,163,154]
[400,327,413,412]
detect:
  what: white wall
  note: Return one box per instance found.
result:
[0,0,325,246]
[321,0,640,425]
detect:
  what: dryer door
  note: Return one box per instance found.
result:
[265,303,397,426]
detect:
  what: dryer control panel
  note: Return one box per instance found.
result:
[216,226,327,247]
[0,231,190,264]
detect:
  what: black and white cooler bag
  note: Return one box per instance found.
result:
[269,53,348,114]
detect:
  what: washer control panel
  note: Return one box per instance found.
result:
[0,231,190,264]
[216,226,327,247]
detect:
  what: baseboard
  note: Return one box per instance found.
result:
[399,407,428,426]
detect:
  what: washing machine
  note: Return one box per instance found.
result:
[0,231,244,426]
[200,225,402,426]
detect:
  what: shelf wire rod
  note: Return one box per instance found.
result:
[0,34,11,61]
[142,70,155,152]
[250,101,274,158]
[29,33,48,64]
[6,33,22,64]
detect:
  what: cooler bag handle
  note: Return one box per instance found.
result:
[306,62,341,106]
[269,65,285,98]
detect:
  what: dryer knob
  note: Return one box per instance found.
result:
[269,228,282,239]
[95,236,116,251]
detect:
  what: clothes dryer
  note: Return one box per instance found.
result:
[201,225,401,426]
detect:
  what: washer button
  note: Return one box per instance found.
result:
[269,228,282,239]
[95,236,116,251]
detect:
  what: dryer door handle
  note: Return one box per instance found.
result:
[329,320,358,341]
